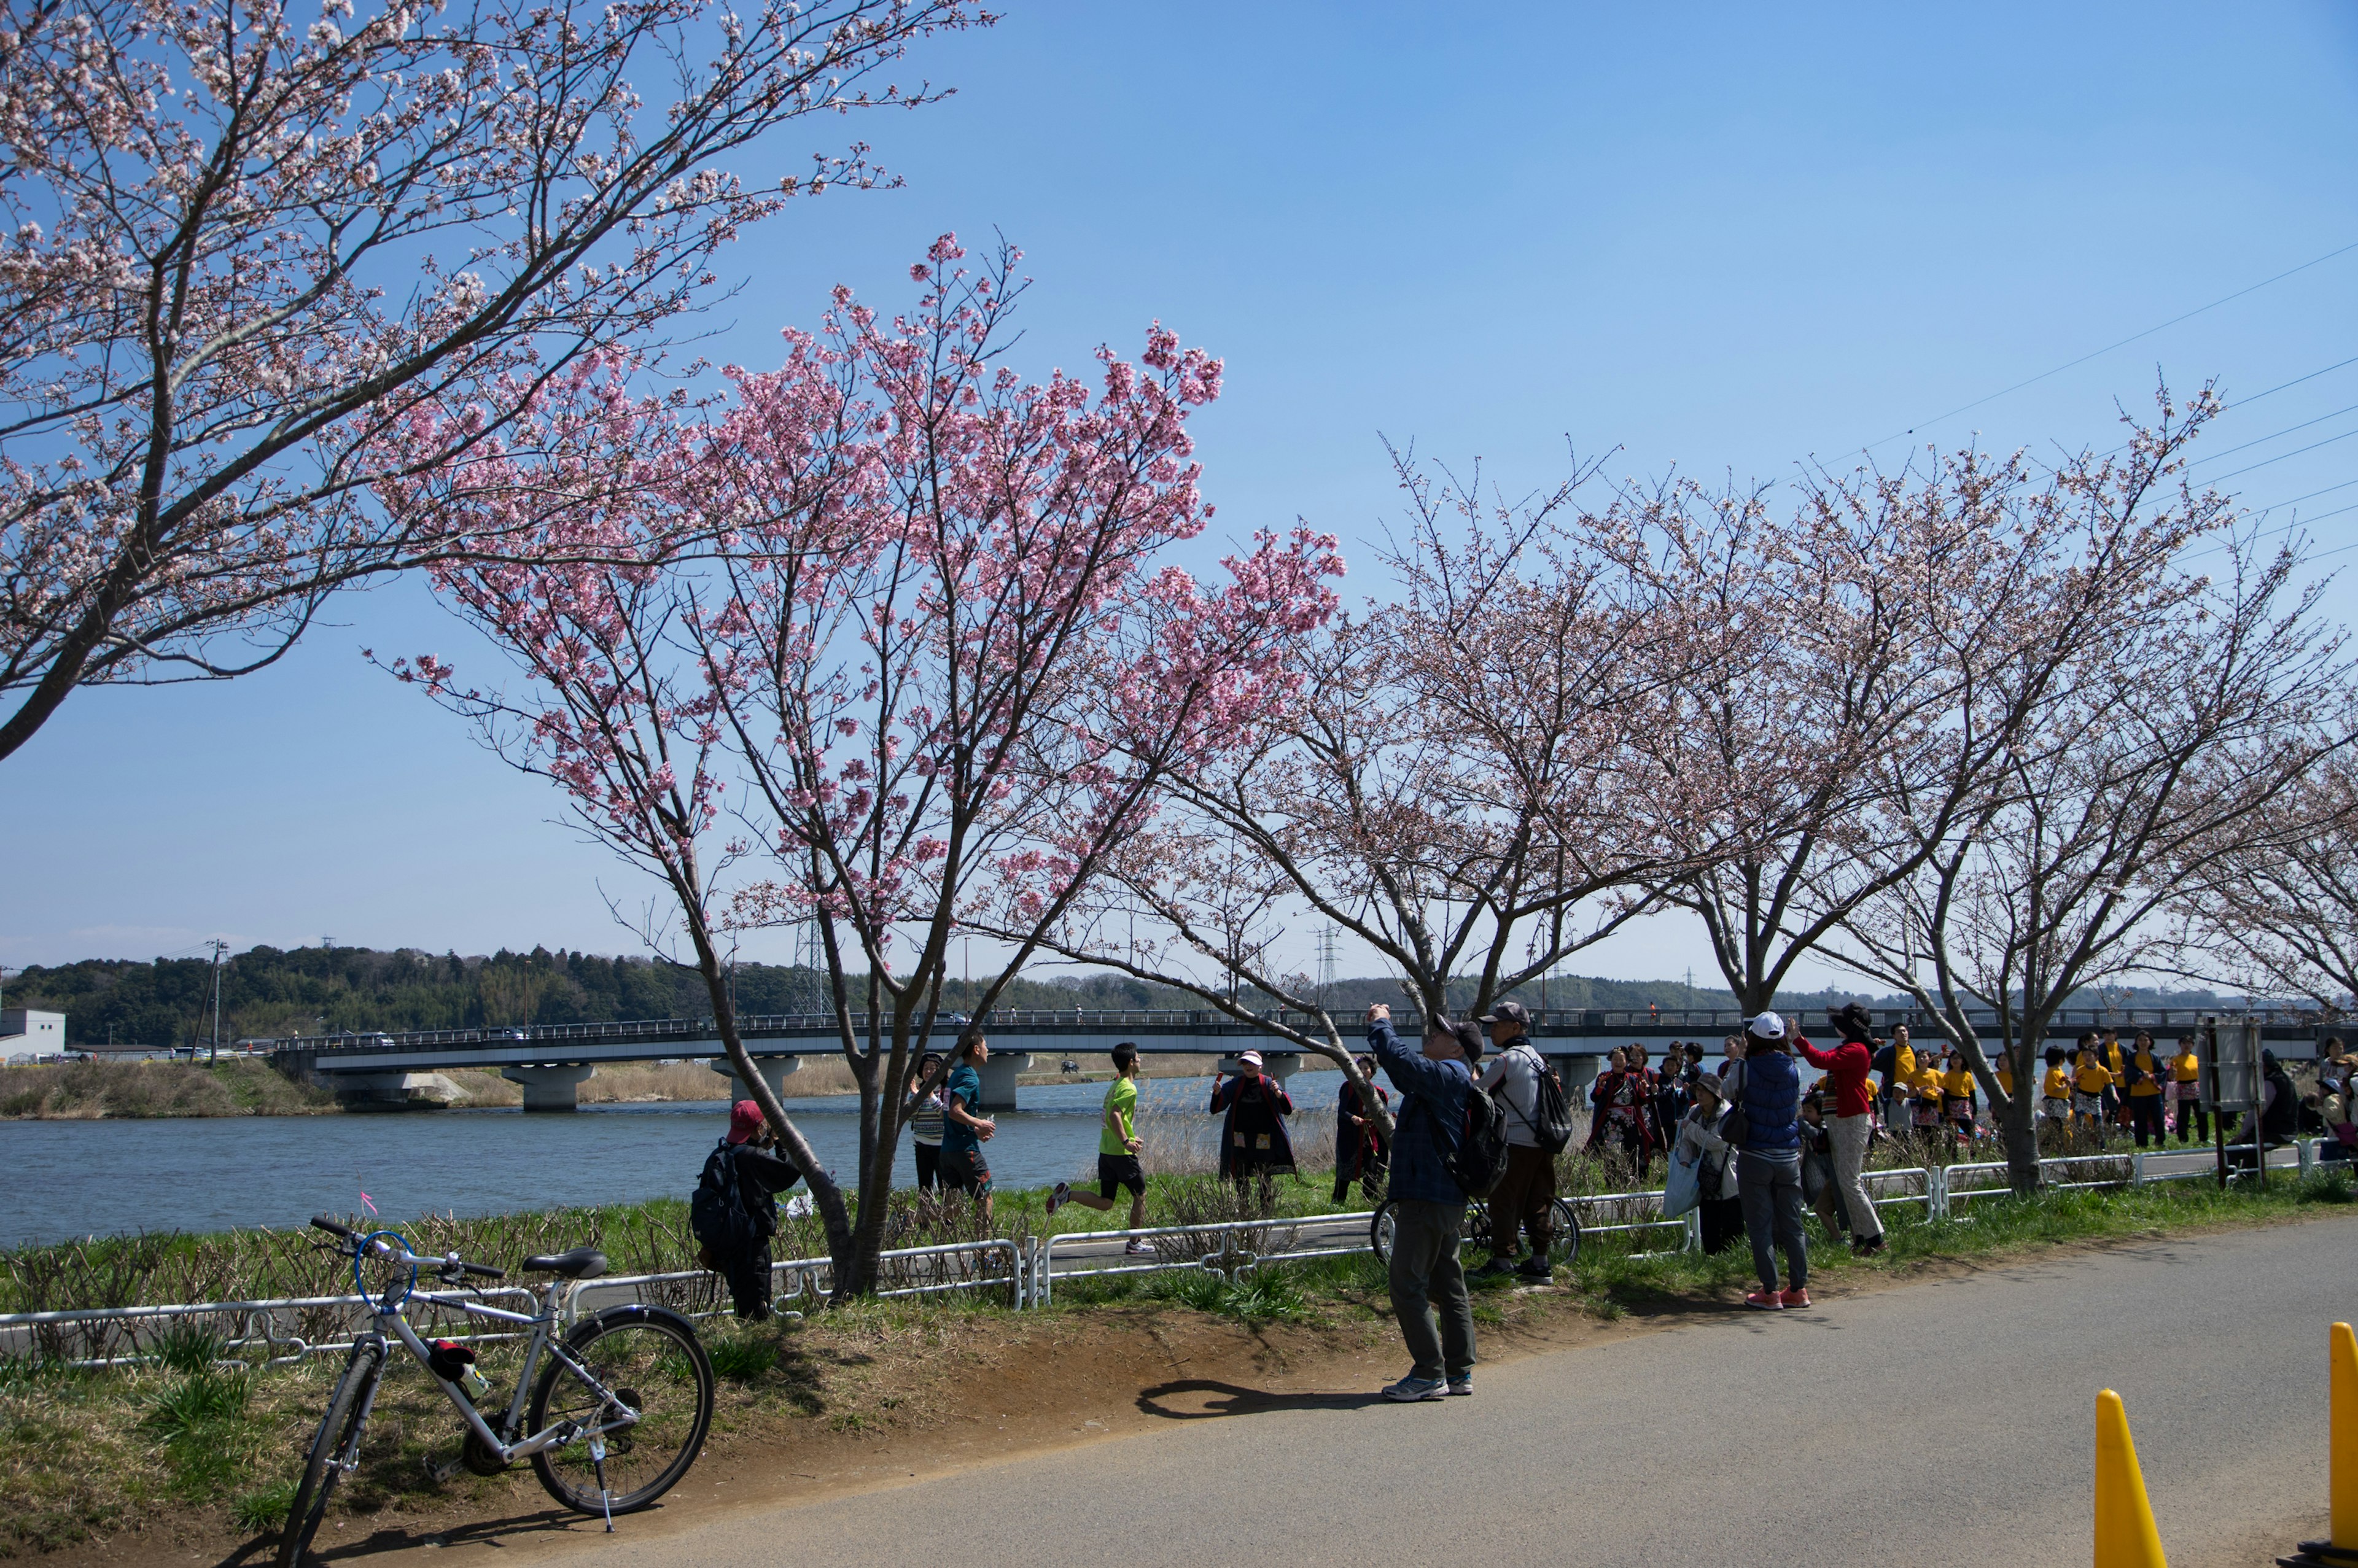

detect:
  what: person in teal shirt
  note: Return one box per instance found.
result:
[940,1033,996,1223]
[1048,1046,1150,1252]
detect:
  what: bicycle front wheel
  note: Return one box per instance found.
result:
[1546,1198,1581,1266]
[528,1306,714,1515]
[278,1338,383,1567]
[1368,1200,1398,1266]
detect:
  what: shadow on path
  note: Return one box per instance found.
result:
[1137,1378,1387,1421]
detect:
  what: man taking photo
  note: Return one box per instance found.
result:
[1366,1001,1480,1402]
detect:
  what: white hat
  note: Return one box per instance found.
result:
[1747,1011,1786,1041]
[1237,1050,1264,1069]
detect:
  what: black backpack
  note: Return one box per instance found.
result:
[690,1139,771,1254]
[1430,1078,1513,1200]
[1512,1046,1578,1155]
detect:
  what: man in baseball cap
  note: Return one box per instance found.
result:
[1472,999,1555,1281]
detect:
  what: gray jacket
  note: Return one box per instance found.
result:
[1675,1106,1741,1200]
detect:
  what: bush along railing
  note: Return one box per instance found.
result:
[4,1142,2333,1356]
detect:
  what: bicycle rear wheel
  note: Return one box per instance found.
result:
[1368,1200,1398,1266]
[528,1306,713,1515]
[277,1339,383,1567]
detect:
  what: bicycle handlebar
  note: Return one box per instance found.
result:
[313,1215,505,1282]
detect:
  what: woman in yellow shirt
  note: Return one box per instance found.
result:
[2038,1047,2072,1149]
[1941,1050,1978,1148]
[2123,1030,2166,1148]
[1909,1058,1945,1143]
[2170,1036,2204,1144]
[2072,1047,2114,1146]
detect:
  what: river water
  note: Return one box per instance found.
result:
[0,1071,1349,1249]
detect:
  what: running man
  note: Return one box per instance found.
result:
[1048,1044,1151,1254]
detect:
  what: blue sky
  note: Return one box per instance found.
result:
[7,1,2358,992]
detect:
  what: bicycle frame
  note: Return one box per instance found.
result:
[362,1268,642,1465]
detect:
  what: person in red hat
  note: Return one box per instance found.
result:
[693,1100,805,1321]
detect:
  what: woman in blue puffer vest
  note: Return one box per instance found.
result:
[1730,1011,1807,1311]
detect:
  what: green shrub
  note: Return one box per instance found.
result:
[706,1336,779,1382]
[230,1479,297,1534]
[2299,1167,2356,1205]
[154,1322,224,1374]
[142,1368,252,1438]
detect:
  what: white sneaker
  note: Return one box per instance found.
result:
[1446,1373,1473,1397]
[1123,1239,1151,1256]
[1382,1375,1446,1403]
[1046,1181,1070,1216]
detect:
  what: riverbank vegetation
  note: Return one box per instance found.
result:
[0,1059,337,1119]
[0,1054,1232,1120]
[1,1166,2346,1559]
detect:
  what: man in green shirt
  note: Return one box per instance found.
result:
[1047,1045,1150,1253]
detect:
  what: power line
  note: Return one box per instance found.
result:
[2190,400,2358,467]
[2248,475,2358,513]
[1857,237,2358,456]
[2232,352,2358,409]
[2206,424,2358,485]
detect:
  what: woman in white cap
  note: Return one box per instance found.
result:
[1210,1049,1296,1205]
[1727,1011,1809,1311]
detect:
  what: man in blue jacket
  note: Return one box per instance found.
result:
[1365,1002,1479,1402]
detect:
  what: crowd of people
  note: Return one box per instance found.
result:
[1582,1021,2356,1164]
[693,1006,2358,1401]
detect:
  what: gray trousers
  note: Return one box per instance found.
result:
[1388,1198,1476,1381]
[1828,1113,1884,1241]
[1737,1151,1807,1292]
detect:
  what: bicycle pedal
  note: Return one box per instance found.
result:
[425,1456,467,1484]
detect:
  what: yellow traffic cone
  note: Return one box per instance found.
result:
[2096,1388,2168,1568]
[2289,1323,2358,1566]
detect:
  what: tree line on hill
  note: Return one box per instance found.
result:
[6,942,2245,1051]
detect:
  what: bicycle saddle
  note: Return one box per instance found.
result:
[519,1247,608,1280]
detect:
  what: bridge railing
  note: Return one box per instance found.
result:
[263,1005,2338,1059]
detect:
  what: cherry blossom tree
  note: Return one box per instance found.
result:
[384,239,1342,1294]
[0,0,984,763]
[1634,448,2082,1015]
[1004,449,1712,1120]
[1820,392,2357,1192]
[2171,750,2358,1016]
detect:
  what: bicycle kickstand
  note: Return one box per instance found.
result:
[588,1434,614,1532]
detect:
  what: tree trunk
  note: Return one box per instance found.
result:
[682,924,854,1266]
[1995,1085,2042,1195]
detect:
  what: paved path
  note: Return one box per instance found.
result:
[547,1216,2354,1568]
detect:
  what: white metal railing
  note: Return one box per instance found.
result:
[0,1235,1027,1367]
[1034,1214,1372,1307]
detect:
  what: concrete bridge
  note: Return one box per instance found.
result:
[267,1006,2337,1110]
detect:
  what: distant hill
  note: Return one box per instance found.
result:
[6,942,2255,1049]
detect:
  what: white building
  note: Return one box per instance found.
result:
[1,1009,66,1062]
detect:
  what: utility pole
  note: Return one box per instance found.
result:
[204,940,228,1064]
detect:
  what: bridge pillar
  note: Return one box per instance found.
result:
[709,1055,803,1104]
[1216,1052,1301,1084]
[328,1071,472,1110]
[977,1053,1035,1111]
[1550,1054,1600,1107]
[501,1063,594,1111]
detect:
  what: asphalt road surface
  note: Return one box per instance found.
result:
[551,1216,2354,1567]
